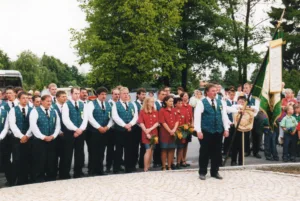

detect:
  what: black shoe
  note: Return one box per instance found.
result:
[265,156,273,161]
[199,174,206,180]
[211,173,223,180]
[283,158,289,162]
[244,153,250,157]
[119,167,125,172]
[231,161,237,166]
[290,158,296,162]
[254,153,262,159]
[180,163,187,167]
[73,172,85,178]
[273,157,279,161]
[105,168,111,174]
[175,164,182,170]
[97,171,107,176]
[171,164,176,170]
[153,164,161,168]
[125,169,132,173]
[113,170,120,174]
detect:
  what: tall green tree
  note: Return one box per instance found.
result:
[0,49,11,69]
[268,3,300,71]
[177,0,238,90]
[71,0,185,89]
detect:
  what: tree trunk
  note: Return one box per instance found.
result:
[243,0,251,84]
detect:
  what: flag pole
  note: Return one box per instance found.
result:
[222,9,285,166]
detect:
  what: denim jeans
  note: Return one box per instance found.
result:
[263,129,278,159]
[283,132,297,160]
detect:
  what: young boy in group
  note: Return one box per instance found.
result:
[280,105,298,162]
[263,115,279,161]
[228,96,257,166]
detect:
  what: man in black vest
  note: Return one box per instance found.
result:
[194,84,229,180]
[9,92,32,185]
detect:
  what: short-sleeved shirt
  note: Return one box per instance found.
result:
[159,107,179,144]
[280,115,298,129]
[173,108,188,126]
[181,103,193,124]
[138,110,159,144]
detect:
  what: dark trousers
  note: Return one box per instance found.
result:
[1,134,13,185]
[60,130,85,178]
[231,131,243,165]
[12,137,31,185]
[55,135,64,178]
[114,129,134,172]
[90,130,109,174]
[244,131,251,154]
[31,138,56,182]
[263,129,278,159]
[223,125,234,155]
[251,129,261,155]
[198,132,222,175]
[106,128,115,170]
[133,127,141,168]
[283,133,297,160]
[153,128,162,165]
[84,131,92,172]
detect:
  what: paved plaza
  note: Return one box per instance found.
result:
[0,166,300,201]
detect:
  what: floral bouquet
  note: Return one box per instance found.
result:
[175,124,195,143]
[150,135,159,146]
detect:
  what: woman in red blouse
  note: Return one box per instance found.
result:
[138,97,159,172]
[159,96,179,170]
[173,97,188,169]
[180,92,193,167]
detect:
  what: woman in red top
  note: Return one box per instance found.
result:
[173,97,188,169]
[138,97,159,172]
[159,96,179,170]
[180,92,193,167]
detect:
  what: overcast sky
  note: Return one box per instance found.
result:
[0,0,88,72]
[0,0,283,76]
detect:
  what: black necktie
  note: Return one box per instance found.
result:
[75,101,79,110]
[45,109,50,118]
[211,99,216,111]
[53,97,56,103]
[232,101,234,105]
[124,102,128,111]
[101,101,105,110]
[22,108,26,118]
[84,101,86,104]
[12,102,15,107]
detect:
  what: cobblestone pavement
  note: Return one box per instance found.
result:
[0,168,300,201]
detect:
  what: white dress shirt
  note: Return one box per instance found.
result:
[9,105,32,139]
[7,99,19,109]
[87,99,114,129]
[194,97,230,133]
[62,99,88,131]
[245,94,260,116]
[154,100,163,110]
[29,106,61,140]
[0,109,9,140]
[79,99,89,105]
[112,100,138,127]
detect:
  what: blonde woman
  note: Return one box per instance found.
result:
[138,97,159,171]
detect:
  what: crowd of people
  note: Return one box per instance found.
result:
[0,82,299,185]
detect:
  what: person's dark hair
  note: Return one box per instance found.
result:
[162,95,173,108]
[148,91,154,95]
[137,88,146,95]
[56,90,66,98]
[204,83,216,95]
[294,104,300,111]
[96,87,108,95]
[180,92,188,98]
[5,86,15,93]
[80,88,87,92]
[174,97,182,105]
[41,95,51,101]
[237,96,247,101]
[32,95,41,102]
[27,93,32,96]
[71,87,80,94]
[14,87,23,94]
[228,89,236,94]
[177,86,184,91]
[17,92,27,99]
[157,89,165,95]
